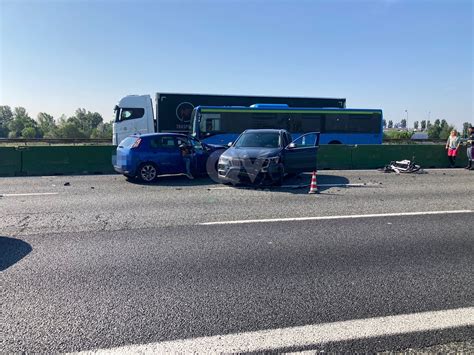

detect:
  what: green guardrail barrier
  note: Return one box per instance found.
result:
[21,146,116,176]
[318,145,353,169]
[0,144,469,177]
[351,144,468,169]
[0,147,22,176]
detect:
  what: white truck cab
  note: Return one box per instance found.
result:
[113,95,155,145]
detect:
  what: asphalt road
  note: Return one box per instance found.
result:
[1,169,473,236]
[1,170,473,353]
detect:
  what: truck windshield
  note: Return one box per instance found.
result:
[115,108,145,122]
[234,132,281,148]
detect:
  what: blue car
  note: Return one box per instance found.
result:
[114,133,225,182]
[217,129,320,185]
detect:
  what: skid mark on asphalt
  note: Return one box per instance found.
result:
[76,307,474,354]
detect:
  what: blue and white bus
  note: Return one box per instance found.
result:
[191,104,383,145]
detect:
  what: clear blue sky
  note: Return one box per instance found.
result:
[1,0,472,129]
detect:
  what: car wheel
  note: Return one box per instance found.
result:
[138,163,158,183]
[274,173,284,186]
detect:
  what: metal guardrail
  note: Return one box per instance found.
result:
[0,138,112,145]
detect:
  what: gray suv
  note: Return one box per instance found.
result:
[217,129,320,185]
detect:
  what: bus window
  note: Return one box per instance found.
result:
[325,114,351,132]
[325,113,381,133]
[300,114,323,132]
[251,113,278,129]
[349,114,381,133]
[200,113,221,135]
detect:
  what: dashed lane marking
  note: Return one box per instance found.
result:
[0,192,59,197]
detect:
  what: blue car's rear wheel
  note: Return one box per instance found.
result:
[138,163,158,183]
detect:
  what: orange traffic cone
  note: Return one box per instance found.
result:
[308,170,319,194]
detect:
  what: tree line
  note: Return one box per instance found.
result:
[383,118,472,140]
[0,105,112,139]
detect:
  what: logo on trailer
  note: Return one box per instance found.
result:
[176,102,194,123]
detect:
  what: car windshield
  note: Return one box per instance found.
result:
[234,132,281,148]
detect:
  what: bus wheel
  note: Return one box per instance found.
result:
[138,163,158,183]
[328,140,342,144]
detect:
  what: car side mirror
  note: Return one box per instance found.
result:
[227,142,233,147]
[287,142,296,149]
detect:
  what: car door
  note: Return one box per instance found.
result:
[188,137,210,174]
[175,136,196,174]
[148,136,182,174]
[283,132,320,173]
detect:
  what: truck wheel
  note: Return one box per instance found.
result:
[138,163,158,183]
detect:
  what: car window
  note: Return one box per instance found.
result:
[283,132,292,146]
[292,133,318,147]
[149,136,178,149]
[189,138,204,150]
[175,137,190,147]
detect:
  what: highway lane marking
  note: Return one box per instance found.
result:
[281,183,376,188]
[0,192,59,197]
[199,210,473,225]
[76,307,474,354]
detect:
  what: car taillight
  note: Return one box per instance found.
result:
[131,138,142,149]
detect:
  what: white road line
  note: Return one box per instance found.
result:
[199,210,473,225]
[281,183,374,188]
[209,183,375,190]
[0,192,59,197]
[318,183,374,187]
[77,307,474,354]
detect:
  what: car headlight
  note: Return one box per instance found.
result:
[219,156,231,166]
[263,156,280,167]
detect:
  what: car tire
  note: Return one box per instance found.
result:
[274,173,284,186]
[138,163,158,183]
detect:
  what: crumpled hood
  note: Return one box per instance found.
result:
[222,147,282,160]
[205,143,227,150]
